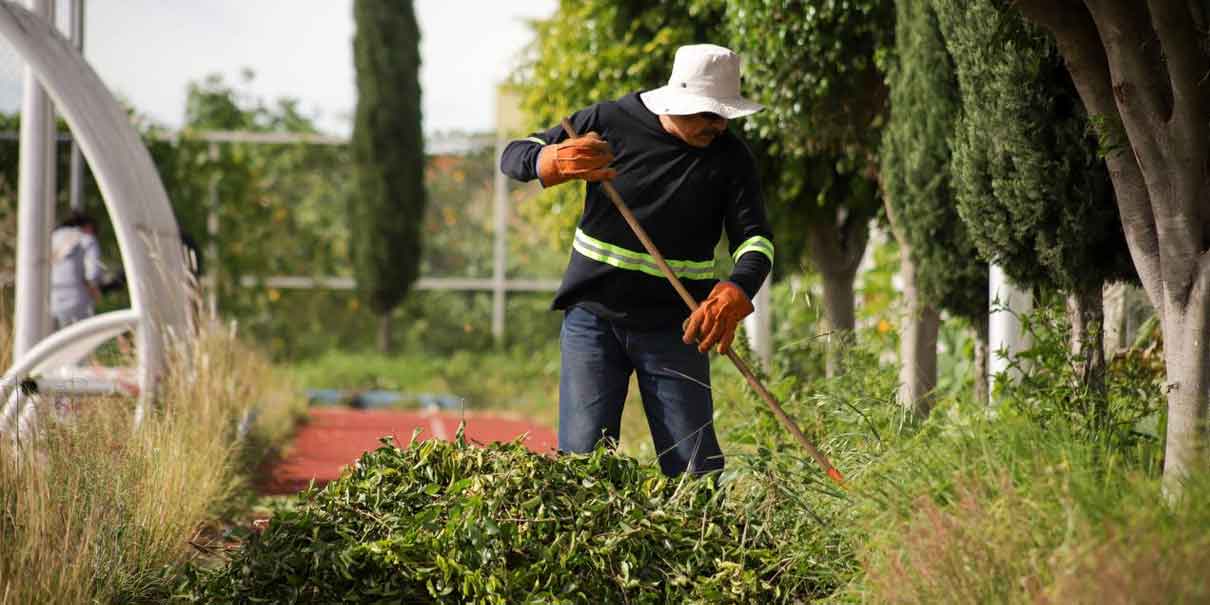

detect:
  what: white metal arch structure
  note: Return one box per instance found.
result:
[0,1,191,432]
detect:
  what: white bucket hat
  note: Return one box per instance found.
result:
[639,44,764,119]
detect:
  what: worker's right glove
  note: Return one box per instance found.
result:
[537,132,617,187]
[682,281,754,354]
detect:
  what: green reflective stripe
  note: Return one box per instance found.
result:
[524,136,546,145]
[573,229,715,280]
[733,235,774,264]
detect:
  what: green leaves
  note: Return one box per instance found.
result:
[181,437,804,603]
[932,0,1135,295]
[721,0,894,156]
[879,0,986,321]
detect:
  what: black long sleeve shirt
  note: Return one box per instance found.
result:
[500,92,773,329]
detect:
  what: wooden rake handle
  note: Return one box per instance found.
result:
[559,118,843,485]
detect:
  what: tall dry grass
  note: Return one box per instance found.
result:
[852,412,1210,605]
[0,315,304,603]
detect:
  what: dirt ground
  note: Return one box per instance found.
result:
[258,407,557,495]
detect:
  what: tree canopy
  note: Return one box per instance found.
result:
[718,0,894,158]
[880,0,984,323]
[934,0,1134,297]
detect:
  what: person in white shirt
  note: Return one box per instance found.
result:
[50,212,106,329]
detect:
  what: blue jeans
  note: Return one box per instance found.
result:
[558,306,723,476]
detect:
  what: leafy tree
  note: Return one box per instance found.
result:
[719,0,894,376]
[881,0,988,415]
[351,0,427,353]
[1009,1,1210,491]
[155,72,355,356]
[933,0,1135,418]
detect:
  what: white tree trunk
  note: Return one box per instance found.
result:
[973,315,990,405]
[743,273,773,368]
[988,264,1033,394]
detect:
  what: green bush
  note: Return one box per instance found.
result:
[179,433,814,604]
[995,298,1164,449]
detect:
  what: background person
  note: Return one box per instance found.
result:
[50,212,108,330]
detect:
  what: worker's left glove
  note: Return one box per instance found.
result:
[682,281,754,354]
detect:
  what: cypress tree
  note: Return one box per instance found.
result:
[881,0,988,414]
[933,0,1135,410]
[351,0,426,352]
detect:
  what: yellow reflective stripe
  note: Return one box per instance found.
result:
[573,229,715,280]
[733,235,774,264]
[575,230,714,272]
[575,229,715,275]
[524,136,546,145]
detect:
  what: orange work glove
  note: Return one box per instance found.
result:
[537,132,617,187]
[682,281,754,354]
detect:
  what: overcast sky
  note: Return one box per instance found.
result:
[0,0,556,135]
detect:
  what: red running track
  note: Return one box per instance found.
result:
[259,408,557,495]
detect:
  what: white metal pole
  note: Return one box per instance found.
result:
[988,263,1033,390]
[206,142,220,316]
[13,0,56,360]
[491,131,508,344]
[744,273,772,367]
[67,0,85,212]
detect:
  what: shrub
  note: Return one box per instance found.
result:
[996,299,1164,450]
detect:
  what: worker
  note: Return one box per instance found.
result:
[500,44,773,476]
[50,211,108,330]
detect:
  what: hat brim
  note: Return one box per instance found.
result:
[640,87,764,119]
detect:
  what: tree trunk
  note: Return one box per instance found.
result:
[897,245,940,418]
[1014,0,1210,495]
[818,268,856,378]
[1162,275,1210,494]
[973,315,989,405]
[806,216,870,378]
[1102,281,1129,358]
[1067,284,1107,427]
[377,313,393,354]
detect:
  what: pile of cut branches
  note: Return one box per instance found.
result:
[178,432,806,604]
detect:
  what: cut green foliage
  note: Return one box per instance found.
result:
[180,433,812,604]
